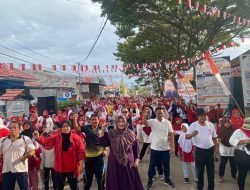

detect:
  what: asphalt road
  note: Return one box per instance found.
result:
[76,146,250,190]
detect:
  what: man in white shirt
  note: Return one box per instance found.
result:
[186,108,217,190]
[143,107,175,189]
[0,122,35,190]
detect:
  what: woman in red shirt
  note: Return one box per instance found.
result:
[34,120,85,190]
[186,105,197,125]
[231,109,244,130]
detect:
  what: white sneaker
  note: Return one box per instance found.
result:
[158,175,164,180]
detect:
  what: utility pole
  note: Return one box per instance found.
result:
[77,62,81,100]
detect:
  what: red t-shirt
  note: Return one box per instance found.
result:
[61,145,75,172]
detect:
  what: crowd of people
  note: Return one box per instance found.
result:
[0,95,249,190]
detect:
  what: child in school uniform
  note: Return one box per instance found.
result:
[178,123,196,184]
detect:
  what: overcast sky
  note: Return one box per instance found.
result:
[0,0,249,86]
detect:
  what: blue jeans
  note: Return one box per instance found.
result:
[148,149,170,183]
[2,172,29,190]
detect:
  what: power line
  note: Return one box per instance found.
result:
[0,44,52,65]
[0,35,63,64]
[78,0,117,64]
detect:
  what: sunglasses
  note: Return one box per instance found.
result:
[122,111,128,113]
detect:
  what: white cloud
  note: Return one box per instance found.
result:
[0,0,125,86]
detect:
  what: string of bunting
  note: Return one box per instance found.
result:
[0,33,244,80]
[177,0,250,27]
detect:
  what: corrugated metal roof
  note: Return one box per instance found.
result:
[0,64,37,81]
[0,89,24,100]
[231,50,250,67]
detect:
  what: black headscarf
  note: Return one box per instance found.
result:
[21,121,33,139]
[62,132,71,151]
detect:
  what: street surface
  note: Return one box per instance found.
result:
[73,144,250,190]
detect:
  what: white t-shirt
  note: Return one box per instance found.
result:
[148,118,173,151]
[187,121,217,149]
[0,135,35,173]
[219,143,235,157]
[229,129,250,151]
[67,109,73,117]
[40,148,54,169]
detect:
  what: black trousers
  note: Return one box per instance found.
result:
[139,143,150,160]
[148,150,170,183]
[174,135,180,156]
[44,167,56,190]
[84,156,105,190]
[195,147,215,190]
[237,161,250,190]
[219,156,237,178]
[54,172,78,190]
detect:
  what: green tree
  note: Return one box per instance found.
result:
[120,79,127,95]
[93,0,250,95]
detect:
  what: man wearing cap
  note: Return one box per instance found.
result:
[186,108,217,190]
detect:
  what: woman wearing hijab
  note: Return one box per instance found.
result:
[38,110,54,132]
[178,123,196,184]
[34,120,85,190]
[173,117,183,157]
[231,109,244,130]
[230,117,250,190]
[99,115,144,190]
[217,118,237,183]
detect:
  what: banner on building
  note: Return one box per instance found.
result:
[240,54,250,107]
[196,57,231,108]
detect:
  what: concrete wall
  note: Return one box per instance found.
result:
[6,99,29,117]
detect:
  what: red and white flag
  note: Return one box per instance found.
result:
[21,64,26,71]
[186,0,191,9]
[81,65,84,72]
[52,65,57,71]
[38,64,42,71]
[201,4,206,14]
[194,1,199,11]
[176,69,184,79]
[61,65,66,71]
[9,63,14,70]
[205,52,231,96]
[216,10,220,17]
[31,64,36,71]
[72,65,77,72]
